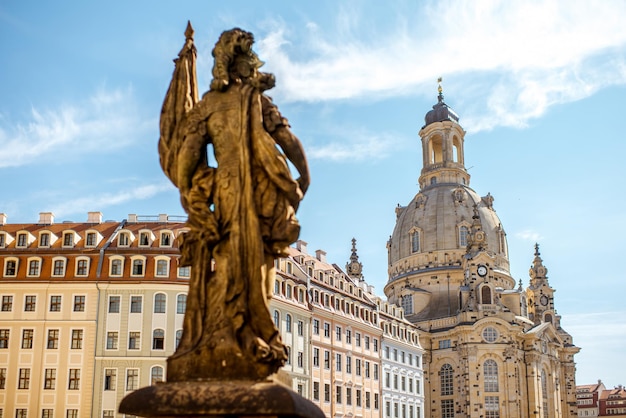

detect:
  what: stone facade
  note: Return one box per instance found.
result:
[384,89,579,418]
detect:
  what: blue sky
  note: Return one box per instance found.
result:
[1,0,626,388]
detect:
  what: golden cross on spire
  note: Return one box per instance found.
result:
[437,77,443,94]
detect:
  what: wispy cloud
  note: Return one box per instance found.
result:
[307,129,405,162]
[256,0,626,132]
[515,229,543,242]
[46,182,174,219]
[0,85,151,168]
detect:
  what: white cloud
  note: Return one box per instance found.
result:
[0,85,149,168]
[307,129,406,162]
[47,182,174,219]
[255,0,626,131]
[515,229,543,242]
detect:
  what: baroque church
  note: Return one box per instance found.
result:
[383,83,579,418]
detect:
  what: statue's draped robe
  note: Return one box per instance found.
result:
[167,84,300,380]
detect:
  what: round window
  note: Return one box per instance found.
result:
[482,327,498,343]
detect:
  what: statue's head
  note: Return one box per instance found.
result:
[210,28,274,92]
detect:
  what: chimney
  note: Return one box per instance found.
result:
[0,213,6,225]
[159,214,168,223]
[128,214,138,223]
[87,211,103,224]
[296,240,308,254]
[315,249,326,263]
[39,212,55,225]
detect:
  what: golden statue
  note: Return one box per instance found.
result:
[159,23,310,381]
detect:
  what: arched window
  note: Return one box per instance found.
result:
[177,294,187,314]
[430,177,437,185]
[411,231,420,253]
[459,226,469,247]
[132,259,144,276]
[440,364,454,395]
[175,330,183,349]
[484,359,499,392]
[154,293,166,313]
[286,314,292,333]
[481,286,492,304]
[545,313,553,324]
[110,258,123,276]
[273,310,280,327]
[151,366,164,385]
[401,294,413,315]
[541,369,549,418]
[152,329,165,350]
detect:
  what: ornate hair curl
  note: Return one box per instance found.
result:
[210,28,254,92]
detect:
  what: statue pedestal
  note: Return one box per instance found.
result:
[119,379,325,418]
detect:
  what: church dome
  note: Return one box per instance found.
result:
[387,184,510,283]
[424,93,459,127]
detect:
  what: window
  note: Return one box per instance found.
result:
[103,411,115,418]
[73,295,85,312]
[336,326,342,341]
[151,366,164,384]
[356,358,362,376]
[324,383,330,403]
[439,339,451,349]
[18,368,30,389]
[541,369,548,418]
[132,259,144,276]
[346,389,352,406]
[176,330,183,349]
[68,258,86,283]
[53,259,65,276]
[440,364,454,395]
[313,348,319,367]
[154,293,166,313]
[160,232,172,247]
[365,361,370,378]
[485,395,500,418]
[16,410,28,418]
[130,296,142,313]
[4,259,17,276]
[108,296,120,313]
[66,410,78,418]
[285,314,292,332]
[483,327,498,343]
[0,232,4,247]
[346,355,352,373]
[313,381,320,401]
[43,410,55,418]
[323,322,330,338]
[118,232,130,246]
[86,232,97,247]
[110,258,123,276]
[47,329,59,349]
[63,233,74,247]
[336,353,342,371]
[324,350,330,369]
[385,372,390,388]
[285,284,292,299]
[139,232,150,246]
[297,351,303,368]
[481,286,492,304]
[374,364,379,380]
[374,393,379,410]
[50,295,62,312]
[106,332,118,350]
[129,332,141,349]
[355,332,361,346]
[153,329,165,350]
[25,295,36,312]
[17,233,27,247]
[68,369,80,389]
[273,310,280,327]
[177,294,187,314]
[21,329,33,349]
[71,329,83,349]
[336,385,342,404]
[365,335,370,349]
[366,391,371,409]
[126,369,139,391]
[44,368,56,389]
[402,294,413,315]
[40,232,50,247]
[297,320,304,336]
[411,231,420,253]
[346,329,352,343]
[441,400,454,418]
[373,338,378,351]
[356,389,362,407]
[459,226,469,247]
[1,296,12,311]
[28,259,40,276]
[156,259,168,276]
[178,265,190,278]
[313,319,320,335]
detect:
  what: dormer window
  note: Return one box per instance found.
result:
[131,256,146,277]
[17,233,28,248]
[139,231,153,247]
[160,232,173,247]
[0,233,5,248]
[39,233,50,247]
[86,232,97,247]
[118,232,130,247]
[63,233,74,247]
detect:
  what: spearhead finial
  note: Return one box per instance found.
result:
[185,21,194,40]
[437,77,444,102]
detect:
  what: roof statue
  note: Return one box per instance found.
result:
[120,23,320,418]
